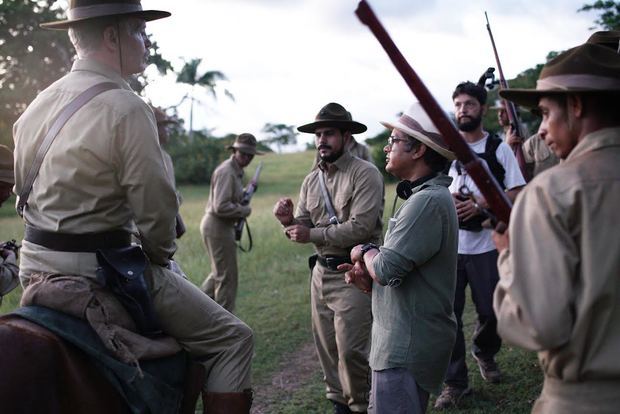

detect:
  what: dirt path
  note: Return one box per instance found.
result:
[252,341,321,413]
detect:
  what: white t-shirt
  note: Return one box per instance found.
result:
[448,132,525,255]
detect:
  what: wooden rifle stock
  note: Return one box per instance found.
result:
[485,12,530,181]
[355,0,512,224]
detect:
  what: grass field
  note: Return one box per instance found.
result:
[0,149,542,413]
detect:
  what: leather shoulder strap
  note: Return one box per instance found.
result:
[17,82,120,216]
[317,171,340,225]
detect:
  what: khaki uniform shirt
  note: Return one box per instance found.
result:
[370,174,457,394]
[205,156,250,228]
[13,58,178,280]
[347,139,371,162]
[494,128,620,408]
[295,151,384,256]
[522,133,560,177]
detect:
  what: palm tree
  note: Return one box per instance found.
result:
[175,58,232,136]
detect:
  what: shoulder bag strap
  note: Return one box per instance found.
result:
[17,82,119,216]
[317,171,340,225]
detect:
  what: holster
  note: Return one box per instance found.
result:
[308,254,318,271]
[95,246,162,337]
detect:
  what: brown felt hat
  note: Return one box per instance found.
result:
[227,133,264,155]
[500,43,620,108]
[297,102,367,134]
[0,145,14,185]
[41,0,170,30]
[381,102,455,161]
[587,30,620,50]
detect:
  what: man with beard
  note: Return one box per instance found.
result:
[273,102,384,414]
[435,82,525,409]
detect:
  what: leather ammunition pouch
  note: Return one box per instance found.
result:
[95,246,162,337]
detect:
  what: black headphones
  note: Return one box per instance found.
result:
[396,173,438,200]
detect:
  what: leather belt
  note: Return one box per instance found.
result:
[317,255,352,272]
[24,225,132,253]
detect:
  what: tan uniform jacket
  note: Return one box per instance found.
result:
[522,133,560,177]
[204,156,250,232]
[494,127,620,411]
[13,59,178,279]
[295,151,384,256]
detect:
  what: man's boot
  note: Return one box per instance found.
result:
[202,389,252,414]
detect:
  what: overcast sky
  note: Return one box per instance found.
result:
[143,0,595,148]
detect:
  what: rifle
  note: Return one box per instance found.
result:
[484,11,531,182]
[355,0,512,225]
[235,161,263,251]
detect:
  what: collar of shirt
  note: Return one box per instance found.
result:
[228,155,244,178]
[410,173,452,197]
[71,58,133,91]
[567,127,620,162]
[318,150,354,175]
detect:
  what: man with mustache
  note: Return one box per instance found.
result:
[12,1,253,411]
[273,102,384,413]
[435,82,525,409]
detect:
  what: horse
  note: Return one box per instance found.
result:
[0,309,205,414]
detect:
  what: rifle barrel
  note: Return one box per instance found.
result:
[356,0,512,224]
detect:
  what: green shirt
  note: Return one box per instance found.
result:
[370,174,458,394]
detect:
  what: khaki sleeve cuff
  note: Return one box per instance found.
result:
[309,227,325,245]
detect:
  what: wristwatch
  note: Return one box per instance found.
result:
[360,243,379,261]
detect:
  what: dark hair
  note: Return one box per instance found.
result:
[408,138,450,173]
[452,81,487,105]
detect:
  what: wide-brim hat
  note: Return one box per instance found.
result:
[500,43,620,108]
[587,30,620,50]
[298,102,367,134]
[381,102,455,161]
[41,0,170,30]
[227,133,265,155]
[0,145,14,185]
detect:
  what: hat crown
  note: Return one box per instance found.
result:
[541,43,620,80]
[235,133,257,147]
[316,103,352,122]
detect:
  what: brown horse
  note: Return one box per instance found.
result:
[0,311,204,414]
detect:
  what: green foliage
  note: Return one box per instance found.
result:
[175,58,231,135]
[165,130,227,184]
[579,0,620,30]
[366,129,396,182]
[261,123,298,153]
[0,0,73,147]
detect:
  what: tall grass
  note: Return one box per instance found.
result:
[0,150,541,413]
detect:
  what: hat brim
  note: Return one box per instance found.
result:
[381,121,456,161]
[500,87,620,109]
[297,120,367,134]
[40,10,171,30]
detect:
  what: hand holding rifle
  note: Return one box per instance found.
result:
[235,161,263,251]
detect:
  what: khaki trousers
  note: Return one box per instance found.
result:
[200,214,238,313]
[147,265,253,392]
[311,262,372,412]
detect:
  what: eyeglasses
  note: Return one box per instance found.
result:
[387,136,410,146]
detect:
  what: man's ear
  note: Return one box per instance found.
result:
[567,94,584,119]
[102,25,119,51]
[343,130,352,144]
[412,143,427,160]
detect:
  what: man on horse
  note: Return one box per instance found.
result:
[12,1,254,412]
